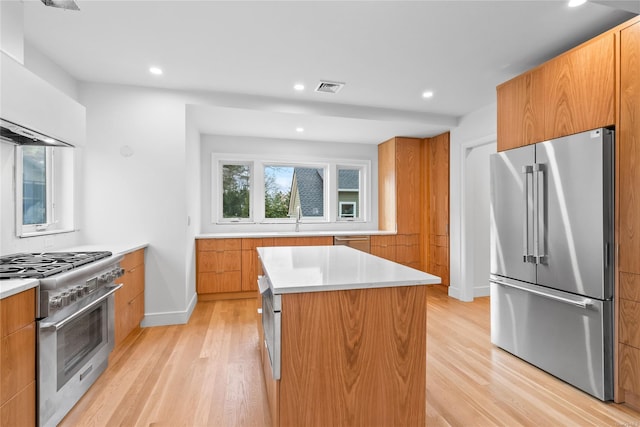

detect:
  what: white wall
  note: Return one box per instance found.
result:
[24,42,80,102]
[0,0,24,64]
[200,134,379,234]
[449,102,497,301]
[79,83,192,326]
[184,105,201,314]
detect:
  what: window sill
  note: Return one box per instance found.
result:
[19,228,76,238]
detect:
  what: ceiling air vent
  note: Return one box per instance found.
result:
[315,81,345,94]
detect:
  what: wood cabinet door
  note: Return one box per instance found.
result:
[378,138,396,232]
[619,21,640,274]
[395,138,422,234]
[428,133,449,237]
[497,69,544,151]
[544,34,615,140]
[428,133,450,284]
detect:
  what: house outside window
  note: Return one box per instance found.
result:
[337,167,361,220]
[288,167,325,218]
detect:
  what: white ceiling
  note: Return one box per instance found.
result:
[22,0,637,144]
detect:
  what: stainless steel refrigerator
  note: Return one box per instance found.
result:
[489,127,614,401]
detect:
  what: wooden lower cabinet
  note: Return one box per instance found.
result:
[260,285,427,426]
[371,235,396,261]
[0,288,36,427]
[115,248,146,346]
[619,272,640,407]
[197,237,333,298]
[371,234,422,270]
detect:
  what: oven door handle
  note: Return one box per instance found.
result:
[40,284,123,331]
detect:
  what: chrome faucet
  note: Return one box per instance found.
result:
[295,205,301,232]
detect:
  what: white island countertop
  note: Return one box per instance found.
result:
[257,245,440,294]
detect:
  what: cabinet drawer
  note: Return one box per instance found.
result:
[1,323,35,406]
[197,239,242,252]
[120,248,144,271]
[396,233,420,246]
[371,235,395,247]
[197,251,241,273]
[197,271,242,294]
[241,238,275,250]
[620,343,640,395]
[1,289,35,337]
[621,272,640,303]
[0,381,35,427]
[620,299,640,349]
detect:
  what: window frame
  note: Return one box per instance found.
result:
[212,154,370,225]
[15,145,75,237]
[215,159,254,223]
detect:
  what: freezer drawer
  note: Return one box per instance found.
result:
[490,277,613,400]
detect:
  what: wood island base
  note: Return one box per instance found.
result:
[261,284,428,427]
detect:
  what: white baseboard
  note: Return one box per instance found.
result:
[447,283,490,301]
[140,292,198,327]
[474,285,490,298]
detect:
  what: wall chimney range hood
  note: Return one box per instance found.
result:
[0,118,74,147]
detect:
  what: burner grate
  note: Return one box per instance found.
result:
[0,251,112,279]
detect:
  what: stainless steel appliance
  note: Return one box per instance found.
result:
[258,274,281,380]
[333,235,371,253]
[0,251,123,427]
[489,128,614,401]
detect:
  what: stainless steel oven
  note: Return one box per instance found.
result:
[258,275,281,380]
[21,252,125,427]
[38,282,120,427]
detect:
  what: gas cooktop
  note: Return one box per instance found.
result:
[0,251,113,279]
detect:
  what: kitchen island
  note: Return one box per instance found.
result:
[257,245,440,427]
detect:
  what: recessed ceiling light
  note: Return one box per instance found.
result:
[422,91,434,99]
[294,83,305,91]
[568,0,587,7]
[149,66,163,75]
[296,127,304,133]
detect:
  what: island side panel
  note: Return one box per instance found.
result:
[279,285,427,427]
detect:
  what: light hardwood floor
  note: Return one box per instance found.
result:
[60,286,640,426]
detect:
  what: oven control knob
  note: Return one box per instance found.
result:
[117,268,125,277]
[49,296,62,309]
[98,274,108,284]
[74,286,85,297]
[60,292,71,306]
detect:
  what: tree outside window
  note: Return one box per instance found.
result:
[222,164,251,219]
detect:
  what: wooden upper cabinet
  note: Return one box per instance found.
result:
[619,20,640,274]
[543,33,615,141]
[378,137,422,234]
[378,138,397,232]
[396,138,422,234]
[428,132,450,237]
[497,68,544,151]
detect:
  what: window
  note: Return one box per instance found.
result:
[337,167,362,220]
[263,164,326,220]
[16,145,75,236]
[212,155,368,224]
[220,162,252,221]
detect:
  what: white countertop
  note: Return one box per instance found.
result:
[0,242,148,300]
[257,245,440,294]
[62,242,149,256]
[197,230,394,239]
[0,278,39,300]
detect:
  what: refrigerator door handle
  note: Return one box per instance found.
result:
[490,278,594,309]
[533,163,547,264]
[522,165,534,263]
